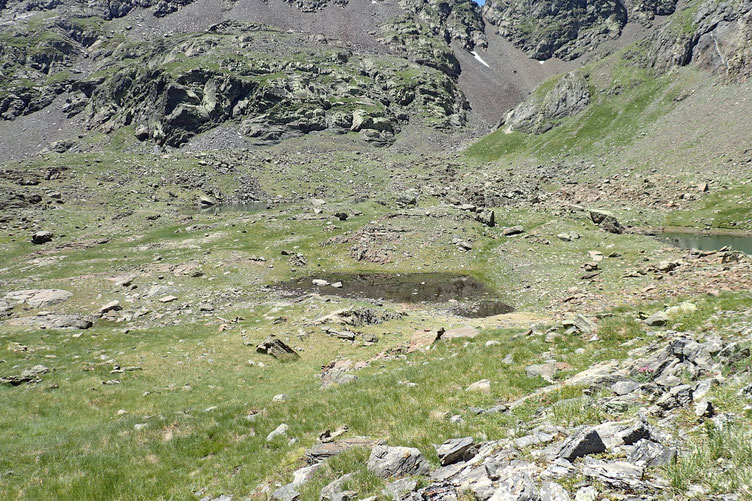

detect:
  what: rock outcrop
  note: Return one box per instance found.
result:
[83,22,467,146]
[501,71,590,134]
[642,0,752,82]
[482,0,627,60]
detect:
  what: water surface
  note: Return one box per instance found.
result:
[654,232,752,255]
[275,272,513,318]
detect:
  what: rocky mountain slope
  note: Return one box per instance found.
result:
[2,0,752,500]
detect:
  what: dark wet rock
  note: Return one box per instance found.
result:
[367,445,430,478]
[436,437,476,466]
[256,338,300,360]
[555,428,607,461]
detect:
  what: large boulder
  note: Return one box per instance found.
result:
[4,289,73,308]
[31,231,53,244]
[589,210,623,234]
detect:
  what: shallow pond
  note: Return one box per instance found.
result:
[275,272,513,318]
[654,231,752,255]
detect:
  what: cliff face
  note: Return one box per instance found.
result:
[482,0,628,61]
[1,0,751,150]
[644,0,752,82]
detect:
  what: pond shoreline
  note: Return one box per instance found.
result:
[631,226,752,237]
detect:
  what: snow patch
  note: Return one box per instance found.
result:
[471,51,490,68]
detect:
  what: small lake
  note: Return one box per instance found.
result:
[275,272,513,318]
[654,232,752,255]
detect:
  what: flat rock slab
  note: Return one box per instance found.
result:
[367,445,430,478]
[1,364,49,386]
[581,458,644,491]
[6,314,93,329]
[305,437,375,464]
[436,437,476,466]
[442,326,479,340]
[408,329,442,353]
[4,289,72,308]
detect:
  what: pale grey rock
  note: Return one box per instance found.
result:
[540,481,570,501]
[627,439,676,467]
[383,477,417,499]
[488,474,538,501]
[436,437,476,466]
[580,458,644,490]
[266,423,289,442]
[367,445,429,478]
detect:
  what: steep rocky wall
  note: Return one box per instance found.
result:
[398,0,487,50]
[482,0,628,60]
[481,0,683,61]
[644,0,752,82]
